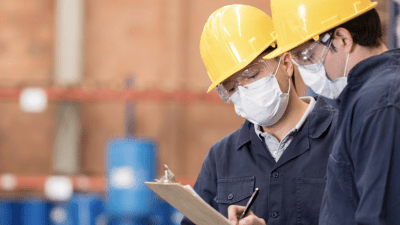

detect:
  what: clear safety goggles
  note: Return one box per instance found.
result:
[217,58,279,103]
[290,33,333,72]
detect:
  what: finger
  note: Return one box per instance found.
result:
[228,205,245,224]
[238,215,267,225]
[239,215,255,225]
[246,209,255,216]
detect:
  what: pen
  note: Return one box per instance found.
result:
[238,187,259,221]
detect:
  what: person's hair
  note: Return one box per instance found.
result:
[261,45,277,56]
[322,8,383,51]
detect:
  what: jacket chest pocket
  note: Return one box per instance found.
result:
[296,178,326,225]
[214,176,255,218]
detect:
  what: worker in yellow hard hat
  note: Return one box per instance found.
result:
[266,0,400,224]
[181,4,338,225]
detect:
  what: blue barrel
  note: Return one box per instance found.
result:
[13,201,22,225]
[69,193,105,225]
[106,138,157,219]
[108,217,143,225]
[151,197,184,225]
[0,199,13,225]
[48,203,72,225]
[170,206,184,224]
[21,198,48,225]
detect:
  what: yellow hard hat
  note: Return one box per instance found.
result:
[200,5,277,93]
[265,0,377,59]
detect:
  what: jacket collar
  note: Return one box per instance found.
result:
[235,120,276,163]
[273,96,335,170]
[234,96,336,168]
[235,120,252,150]
[337,49,400,110]
[235,96,335,151]
[307,96,335,139]
[347,49,400,86]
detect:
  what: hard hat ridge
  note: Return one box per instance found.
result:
[200,5,277,93]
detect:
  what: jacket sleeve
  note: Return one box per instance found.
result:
[352,106,400,224]
[180,150,218,225]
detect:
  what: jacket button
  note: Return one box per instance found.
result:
[228,193,234,200]
[271,212,278,218]
[272,172,279,178]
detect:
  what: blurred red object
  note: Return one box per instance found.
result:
[0,174,196,192]
[0,88,222,103]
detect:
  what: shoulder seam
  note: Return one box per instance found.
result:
[354,104,400,136]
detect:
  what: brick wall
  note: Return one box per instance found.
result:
[0,0,55,174]
[0,0,390,181]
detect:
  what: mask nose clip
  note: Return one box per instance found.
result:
[237,80,248,89]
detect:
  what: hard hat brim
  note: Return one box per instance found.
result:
[207,39,277,93]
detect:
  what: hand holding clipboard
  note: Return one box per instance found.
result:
[145,165,233,225]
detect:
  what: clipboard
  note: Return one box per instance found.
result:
[145,165,232,225]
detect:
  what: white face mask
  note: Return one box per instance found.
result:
[297,53,350,99]
[230,58,290,127]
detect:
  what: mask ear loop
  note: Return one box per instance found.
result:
[344,53,350,77]
[286,76,291,95]
[280,56,291,95]
[273,56,290,95]
[272,57,282,77]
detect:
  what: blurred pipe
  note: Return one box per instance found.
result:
[53,0,85,174]
[54,103,82,174]
[124,75,135,136]
[54,0,84,85]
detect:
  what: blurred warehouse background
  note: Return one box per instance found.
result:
[0,0,396,224]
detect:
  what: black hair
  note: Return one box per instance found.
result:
[322,8,383,51]
[261,45,277,56]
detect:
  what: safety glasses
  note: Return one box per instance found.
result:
[217,58,279,103]
[290,33,333,72]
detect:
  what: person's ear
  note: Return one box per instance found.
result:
[333,28,354,54]
[280,52,294,79]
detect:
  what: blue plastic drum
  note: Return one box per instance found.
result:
[69,193,105,225]
[151,197,184,224]
[106,138,157,219]
[48,203,72,225]
[21,198,48,225]
[0,200,13,225]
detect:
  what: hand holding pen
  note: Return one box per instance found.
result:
[239,187,259,220]
[227,188,266,225]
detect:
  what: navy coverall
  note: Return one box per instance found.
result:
[319,49,400,224]
[181,97,337,225]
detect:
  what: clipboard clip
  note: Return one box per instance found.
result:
[155,164,177,183]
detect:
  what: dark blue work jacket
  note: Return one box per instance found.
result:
[319,49,400,224]
[181,97,337,225]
